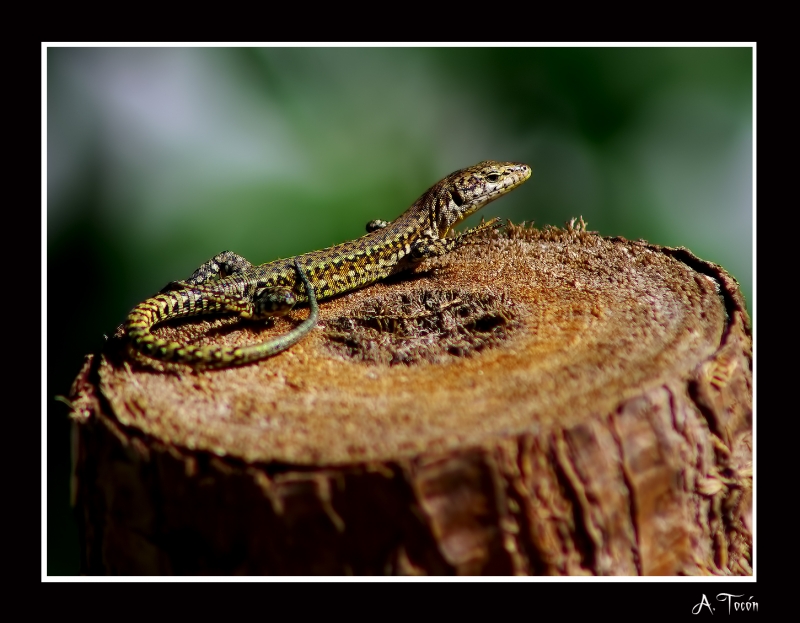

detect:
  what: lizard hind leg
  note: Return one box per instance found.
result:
[160,251,256,293]
[209,259,319,366]
[189,285,296,321]
[188,251,256,286]
[366,219,390,232]
[252,287,297,318]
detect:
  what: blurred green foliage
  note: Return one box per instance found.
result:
[47,47,752,574]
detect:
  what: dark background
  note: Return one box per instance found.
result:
[46,47,753,575]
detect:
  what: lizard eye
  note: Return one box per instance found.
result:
[485,173,501,183]
[451,190,464,207]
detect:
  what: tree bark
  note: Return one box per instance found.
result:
[69,222,752,575]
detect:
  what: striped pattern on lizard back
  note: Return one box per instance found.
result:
[124,160,532,367]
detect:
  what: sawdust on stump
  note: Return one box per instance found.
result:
[68,221,752,575]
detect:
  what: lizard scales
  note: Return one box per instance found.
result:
[125,160,531,367]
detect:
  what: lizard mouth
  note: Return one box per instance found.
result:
[454,162,532,223]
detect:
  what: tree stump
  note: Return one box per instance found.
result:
[68,221,752,575]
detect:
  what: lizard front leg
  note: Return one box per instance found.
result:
[409,217,502,261]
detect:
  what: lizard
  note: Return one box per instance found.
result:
[124,160,532,368]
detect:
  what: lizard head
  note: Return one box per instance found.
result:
[435,161,531,235]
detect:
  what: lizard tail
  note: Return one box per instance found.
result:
[125,260,319,367]
[124,289,231,365]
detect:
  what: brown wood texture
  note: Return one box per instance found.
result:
[69,223,752,575]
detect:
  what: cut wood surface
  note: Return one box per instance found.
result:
[69,222,752,575]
